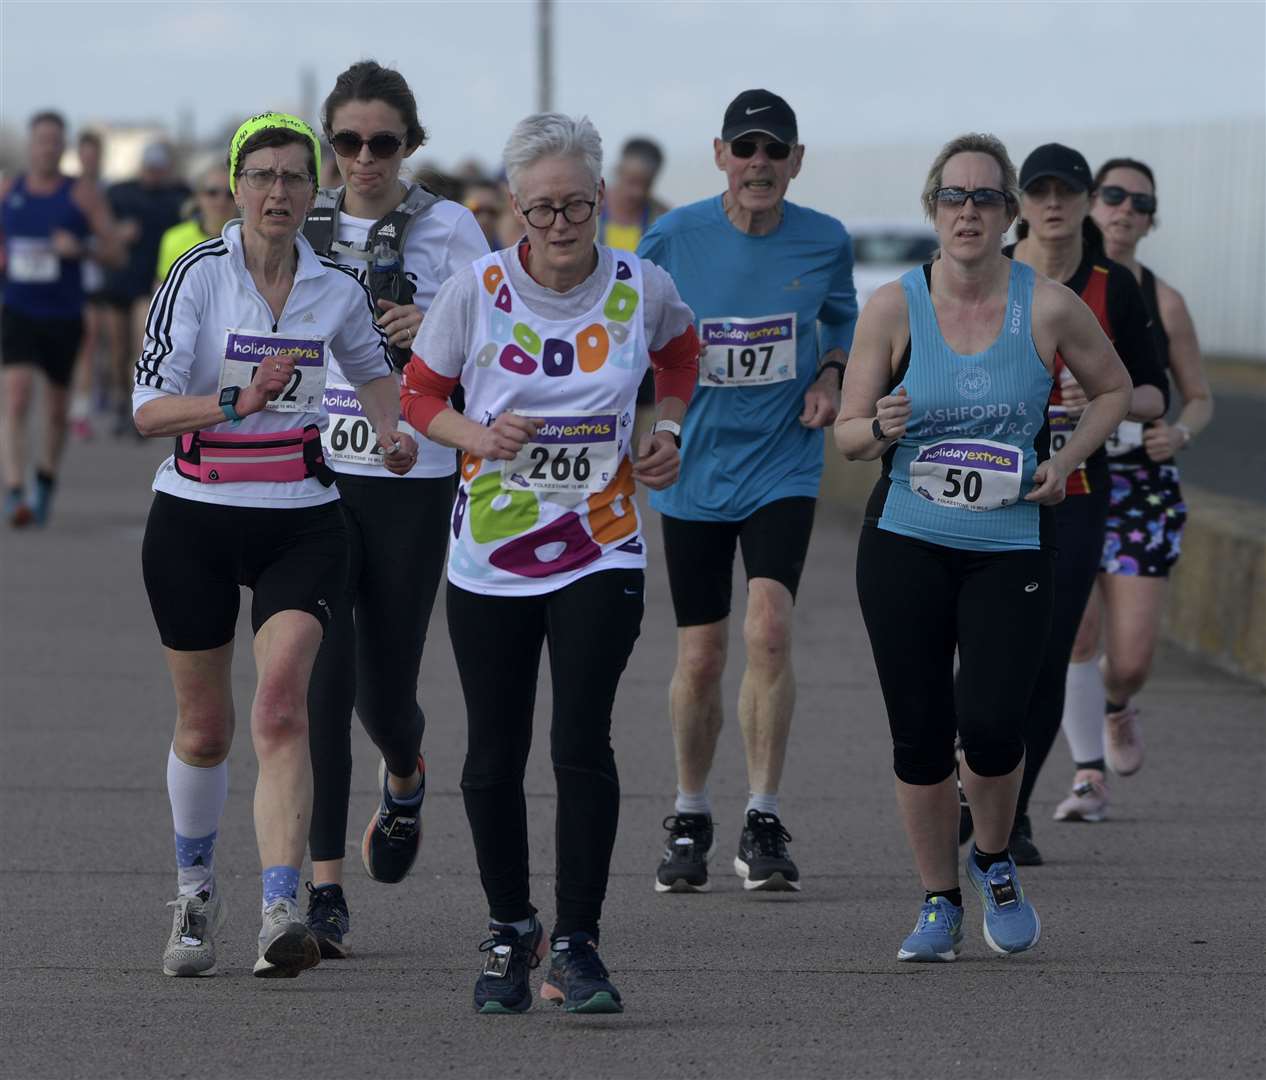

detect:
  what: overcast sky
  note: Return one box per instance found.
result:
[2,0,1263,175]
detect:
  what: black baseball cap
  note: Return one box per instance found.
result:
[1019,143,1092,193]
[721,89,797,144]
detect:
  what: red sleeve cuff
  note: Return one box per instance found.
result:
[400,354,460,435]
[650,324,699,406]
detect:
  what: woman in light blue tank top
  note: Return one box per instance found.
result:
[834,133,1133,963]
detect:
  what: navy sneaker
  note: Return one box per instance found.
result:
[1009,814,1043,867]
[734,810,800,891]
[361,755,424,884]
[966,845,1041,955]
[540,933,623,1014]
[473,920,546,1014]
[655,813,715,893]
[30,471,55,527]
[897,896,965,962]
[305,881,350,959]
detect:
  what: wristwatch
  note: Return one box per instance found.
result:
[1174,422,1192,449]
[872,417,885,441]
[219,386,243,423]
[652,419,683,447]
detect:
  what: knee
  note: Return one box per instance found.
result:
[892,735,956,786]
[743,606,791,673]
[675,633,727,690]
[174,710,232,764]
[252,684,309,750]
[1107,651,1152,698]
[960,728,1024,779]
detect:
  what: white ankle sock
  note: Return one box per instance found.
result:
[674,788,711,816]
[167,746,228,896]
[1062,659,1106,766]
[746,792,779,817]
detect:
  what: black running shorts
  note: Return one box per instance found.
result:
[660,496,817,627]
[0,307,83,388]
[141,492,347,651]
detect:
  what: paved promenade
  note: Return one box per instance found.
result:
[1,435,1262,1079]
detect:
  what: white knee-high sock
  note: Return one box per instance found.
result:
[1062,659,1106,767]
[167,746,228,897]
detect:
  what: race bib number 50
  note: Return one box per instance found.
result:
[910,438,1023,511]
[219,330,327,413]
[699,313,796,387]
[502,412,619,497]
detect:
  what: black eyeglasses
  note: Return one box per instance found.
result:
[329,131,405,159]
[933,186,1012,208]
[523,199,596,229]
[240,168,314,193]
[1098,185,1157,214]
[729,139,793,161]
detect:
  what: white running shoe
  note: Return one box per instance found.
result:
[1104,706,1144,776]
[163,889,226,977]
[1053,770,1110,822]
[253,896,320,979]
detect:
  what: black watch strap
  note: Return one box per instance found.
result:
[872,417,885,441]
[816,359,845,387]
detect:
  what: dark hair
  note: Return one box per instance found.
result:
[1094,156,1157,218]
[322,60,427,151]
[229,128,317,185]
[29,110,66,131]
[621,136,664,172]
[1014,215,1104,253]
[78,129,103,149]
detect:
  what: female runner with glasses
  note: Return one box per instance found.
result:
[301,61,491,958]
[1053,158,1214,810]
[837,133,1131,962]
[401,113,699,1013]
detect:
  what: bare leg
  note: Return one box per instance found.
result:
[40,379,70,477]
[894,773,959,891]
[960,758,1024,853]
[2,366,35,490]
[166,641,236,767]
[1100,574,1168,703]
[669,620,728,794]
[737,578,795,795]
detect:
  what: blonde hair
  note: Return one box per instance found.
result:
[921,133,1019,220]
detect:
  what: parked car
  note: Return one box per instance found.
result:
[849,219,940,311]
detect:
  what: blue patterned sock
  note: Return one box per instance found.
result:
[174,832,216,897]
[262,865,300,909]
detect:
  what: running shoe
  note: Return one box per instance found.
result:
[1053,770,1110,822]
[4,489,32,528]
[734,809,800,891]
[966,846,1040,955]
[253,896,321,978]
[474,920,546,1014]
[1105,706,1144,776]
[71,417,94,442]
[540,933,623,1014]
[654,813,715,893]
[305,881,350,959]
[162,888,226,977]
[1009,813,1043,866]
[958,779,974,846]
[30,473,55,527]
[897,896,965,962]
[362,755,425,884]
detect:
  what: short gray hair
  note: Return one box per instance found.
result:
[921,133,1019,221]
[503,113,603,197]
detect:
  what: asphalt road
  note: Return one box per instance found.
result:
[1,433,1262,1080]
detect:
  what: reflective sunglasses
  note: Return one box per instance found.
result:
[329,130,405,159]
[933,186,1011,208]
[239,168,313,193]
[523,199,596,229]
[1098,185,1157,214]
[729,138,793,161]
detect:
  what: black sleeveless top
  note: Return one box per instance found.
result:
[1139,266,1171,375]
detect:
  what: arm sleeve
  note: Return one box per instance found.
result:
[817,229,859,357]
[131,258,207,411]
[331,270,393,386]
[650,324,698,405]
[400,356,461,434]
[1109,264,1168,409]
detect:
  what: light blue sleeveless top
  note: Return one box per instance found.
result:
[870,260,1053,551]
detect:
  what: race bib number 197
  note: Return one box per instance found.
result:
[699,313,796,387]
[502,412,619,497]
[219,330,327,413]
[909,438,1023,511]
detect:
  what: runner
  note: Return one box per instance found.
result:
[400,112,698,1013]
[134,112,416,979]
[69,130,111,442]
[1054,157,1214,805]
[637,89,857,894]
[1,111,120,526]
[301,60,490,959]
[598,137,668,253]
[154,163,236,284]
[836,132,1132,961]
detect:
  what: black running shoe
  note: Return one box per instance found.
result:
[305,881,350,959]
[734,809,800,891]
[1009,813,1043,866]
[654,813,715,893]
[473,920,546,1014]
[958,780,974,847]
[540,933,623,1014]
[361,755,425,884]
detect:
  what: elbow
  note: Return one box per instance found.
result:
[132,404,156,439]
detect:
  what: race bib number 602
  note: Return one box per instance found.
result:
[909,438,1024,511]
[699,313,796,387]
[219,330,327,413]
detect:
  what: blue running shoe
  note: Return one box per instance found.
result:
[30,471,55,527]
[966,846,1041,955]
[540,933,623,1014]
[897,896,964,962]
[473,920,546,1014]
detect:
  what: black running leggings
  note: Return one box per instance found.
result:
[1010,484,1110,817]
[447,569,644,938]
[856,527,1054,785]
[307,472,454,863]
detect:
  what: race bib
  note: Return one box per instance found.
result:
[1047,405,1086,469]
[7,238,59,283]
[219,330,327,413]
[909,438,1023,512]
[322,386,395,467]
[501,412,619,497]
[698,313,796,387]
[1105,420,1145,458]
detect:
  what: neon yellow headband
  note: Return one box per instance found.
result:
[227,112,321,194]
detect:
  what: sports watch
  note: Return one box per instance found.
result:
[872,417,885,441]
[652,419,682,447]
[219,386,243,423]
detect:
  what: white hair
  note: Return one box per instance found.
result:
[503,113,603,197]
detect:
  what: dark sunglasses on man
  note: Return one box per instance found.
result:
[933,187,1012,208]
[729,138,793,161]
[1098,185,1157,215]
[329,130,405,159]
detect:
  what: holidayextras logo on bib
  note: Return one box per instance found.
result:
[912,441,1019,472]
[226,333,324,365]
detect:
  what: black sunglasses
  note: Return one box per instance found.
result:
[1098,185,1157,214]
[329,130,405,159]
[933,186,1011,208]
[730,139,793,161]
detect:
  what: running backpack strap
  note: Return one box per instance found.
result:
[365,183,442,252]
[302,186,345,257]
